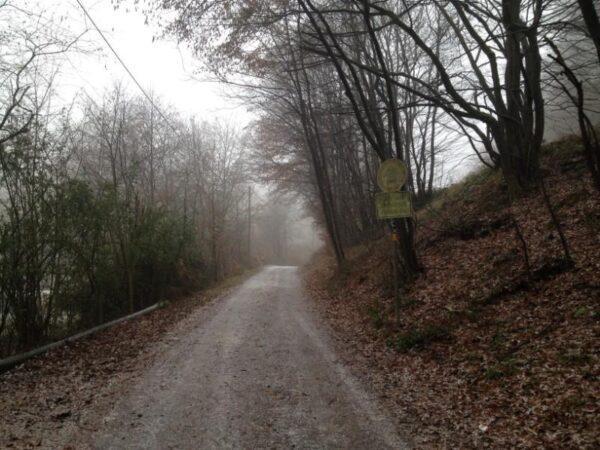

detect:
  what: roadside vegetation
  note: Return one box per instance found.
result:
[0,3,297,359]
[307,136,598,448]
[0,77,256,356]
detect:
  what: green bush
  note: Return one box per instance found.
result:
[483,358,520,380]
[394,324,451,352]
[0,175,209,355]
[367,305,384,329]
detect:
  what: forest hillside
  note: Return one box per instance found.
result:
[307,136,599,449]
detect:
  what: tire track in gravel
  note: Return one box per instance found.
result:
[77,266,410,450]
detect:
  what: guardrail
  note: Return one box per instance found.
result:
[0,303,161,373]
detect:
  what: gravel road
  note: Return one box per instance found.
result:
[84,266,409,449]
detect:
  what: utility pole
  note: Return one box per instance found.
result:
[247,186,252,264]
[282,215,288,264]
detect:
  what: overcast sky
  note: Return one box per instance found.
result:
[38,0,250,124]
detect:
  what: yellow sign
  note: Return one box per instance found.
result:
[375,192,412,219]
[377,159,407,192]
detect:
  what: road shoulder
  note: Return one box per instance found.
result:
[0,271,253,449]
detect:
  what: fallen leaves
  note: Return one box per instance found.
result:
[306,142,599,449]
[0,285,231,449]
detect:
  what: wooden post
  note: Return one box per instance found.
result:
[392,220,401,326]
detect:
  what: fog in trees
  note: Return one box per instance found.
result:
[2,0,599,356]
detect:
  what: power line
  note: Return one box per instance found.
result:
[74,0,179,133]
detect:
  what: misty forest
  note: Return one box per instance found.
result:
[0,0,598,448]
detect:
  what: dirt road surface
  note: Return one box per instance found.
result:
[80,266,409,449]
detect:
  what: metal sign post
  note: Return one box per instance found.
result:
[375,159,412,326]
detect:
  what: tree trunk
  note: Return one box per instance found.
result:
[577,0,600,65]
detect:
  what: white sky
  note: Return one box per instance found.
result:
[36,0,251,124]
